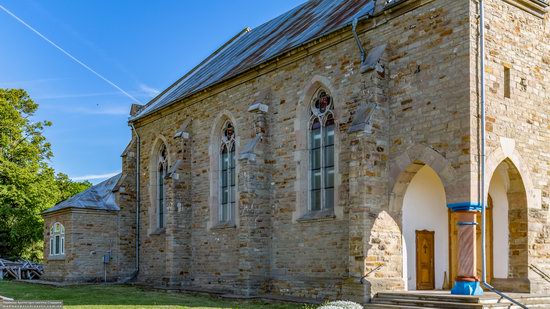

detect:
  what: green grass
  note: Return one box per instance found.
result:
[0,281,312,309]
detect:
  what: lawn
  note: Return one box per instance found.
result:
[0,281,311,309]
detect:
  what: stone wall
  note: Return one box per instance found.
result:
[43,209,119,282]
[43,212,72,281]
[130,0,473,302]
[115,139,138,281]
[473,0,550,293]
[45,0,550,302]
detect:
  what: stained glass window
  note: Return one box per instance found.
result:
[309,90,335,211]
[220,121,236,223]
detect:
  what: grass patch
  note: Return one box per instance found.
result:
[0,281,311,309]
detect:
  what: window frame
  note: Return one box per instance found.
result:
[157,144,168,230]
[49,222,65,257]
[308,89,335,212]
[219,121,236,224]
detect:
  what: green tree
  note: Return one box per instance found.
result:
[55,173,92,203]
[0,89,90,261]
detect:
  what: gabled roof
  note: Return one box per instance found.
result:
[43,174,121,214]
[130,0,376,121]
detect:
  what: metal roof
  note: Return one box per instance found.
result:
[43,174,121,214]
[131,0,376,121]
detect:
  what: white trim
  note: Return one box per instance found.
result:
[49,222,65,257]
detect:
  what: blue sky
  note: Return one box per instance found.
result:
[0,0,305,183]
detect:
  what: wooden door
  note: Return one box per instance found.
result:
[416,230,435,290]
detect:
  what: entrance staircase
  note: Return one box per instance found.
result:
[365,292,550,308]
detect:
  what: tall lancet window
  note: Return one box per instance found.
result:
[220,121,236,223]
[309,90,335,211]
[157,144,168,229]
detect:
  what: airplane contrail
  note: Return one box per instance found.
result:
[0,4,142,103]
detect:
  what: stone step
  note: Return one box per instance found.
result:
[372,298,488,308]
[370,293,550,309]
[375,292,483,303]
[367,302,547,309]
[375,292,550,305]
[364,304,432,309]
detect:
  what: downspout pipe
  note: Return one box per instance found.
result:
[130,123,141,275]
[479,0,487,288]
[478,2,526,307]
[352,18,366,64]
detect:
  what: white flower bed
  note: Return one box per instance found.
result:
[318,300,363,309]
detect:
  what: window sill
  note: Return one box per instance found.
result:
[210,222,237,230]
[297,209,336,223]
[48,255,66,261]
[150,228,166,235]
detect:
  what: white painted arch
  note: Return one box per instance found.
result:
[488,163,509,279]
[402,165,448,290]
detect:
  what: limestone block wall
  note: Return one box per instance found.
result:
[472,0,550,293]
[130,0,473,301]
[354,0,472,299]
[41,0,550,301]
[116,139,138,281]
[43,212,72,281]
[43,210,120,282]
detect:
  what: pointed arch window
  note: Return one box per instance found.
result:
[309,90,335,211]
[49,222,65,256]
[157,144,168,229]
[219,121,236,223]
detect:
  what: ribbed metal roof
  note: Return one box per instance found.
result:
[131,0,375,121]
[43,174,121,214]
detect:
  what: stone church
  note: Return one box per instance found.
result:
[42,0,550,303]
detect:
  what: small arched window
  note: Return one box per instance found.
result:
[157,144,168,229]
[49,222,65,256]
[219,121,236,223]
[309,90,335,211]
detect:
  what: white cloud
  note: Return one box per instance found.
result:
[71,171,120,181]
[139,84,160,98]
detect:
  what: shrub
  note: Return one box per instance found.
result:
[319,300,363,309]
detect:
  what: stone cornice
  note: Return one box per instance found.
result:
[502,0,549,18]
[42,207,118,217]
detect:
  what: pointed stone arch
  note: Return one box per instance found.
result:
[485,140,539,210]
[293,75,343,220]
[389,144,457,213]
[208,110,240,228]
[385,144,457,291]
[148,134,172,234]
[485,142,535,291]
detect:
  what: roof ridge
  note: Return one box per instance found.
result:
[43,173,122,214]
[130,0,376,122]
[130,27,251,120]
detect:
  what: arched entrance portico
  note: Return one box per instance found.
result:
[389,144,532,293]
[485,158,529,291]
[389,145,458,291]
